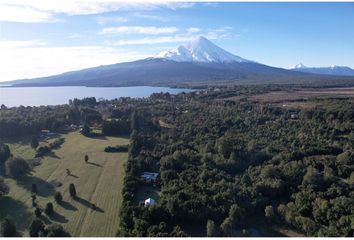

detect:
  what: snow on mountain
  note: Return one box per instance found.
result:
[155,36,250,63]
[289,63,354,76]
[290,63,307,69]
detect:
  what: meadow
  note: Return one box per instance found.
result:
[0,132,129,236]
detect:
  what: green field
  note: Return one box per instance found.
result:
[0,132,129,237]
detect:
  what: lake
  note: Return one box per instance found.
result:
[0,86,194,107]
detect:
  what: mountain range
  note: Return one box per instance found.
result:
[5,36,354,87]
[290,63,354,76]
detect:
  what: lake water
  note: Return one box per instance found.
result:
[0,86,194,107]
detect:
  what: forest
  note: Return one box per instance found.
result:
[0,85,353,237]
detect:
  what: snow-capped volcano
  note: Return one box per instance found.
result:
[155,36,249,63]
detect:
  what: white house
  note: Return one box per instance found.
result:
[141,172,159,182]
[144,198,156,207]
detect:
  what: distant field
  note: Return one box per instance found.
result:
[224,87,354,109]
[0,132,129,237]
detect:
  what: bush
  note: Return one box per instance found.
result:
[45,224,71,237]
[69,183,76,198]
[0,143,11,164]
[0,177,9,196]
[29,219,45,237]
[5,157,29,178]
[45,202,54,215]
[54,192,63,204]
[104,145,129,153]
[0,218,16,237]
[265,205,275,221]
[34,207,42,217]
[31,183,37,194]
[206,219,217,237]
[30,137,39,149]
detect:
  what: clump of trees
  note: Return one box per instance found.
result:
[29,219,70,237]
[5,157,29,178]
[0,218,17,237]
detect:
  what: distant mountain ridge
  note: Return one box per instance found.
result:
[290,63,354,76]
[4,36,354,87]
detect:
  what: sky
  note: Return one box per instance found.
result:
[0,1,353,82]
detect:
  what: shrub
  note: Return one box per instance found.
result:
[69,183,76,198]
[104,145,129,153]
[45,202,54,215]
[5,157,29,178]
[0,177,9,196]
[34,207,42,217]
[29,219,45,237]
[30,137,39,149]
[45,224,71,237]
[54,192,63,204]
[31,183,37,194]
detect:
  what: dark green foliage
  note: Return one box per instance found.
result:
[45,202,54,215]
[30,137,39,149]
[69,183,76,198]
[31,183,37,194]
[45,224,71,237]
[0,218,16,237]
[29,219,45,237]
[81,125,91,136]
[104,145,129,153]
[0,143,11,164]
[0,177,9,196]
[54,192,63,204]
[5,157,29,178]
[35,207,42,217]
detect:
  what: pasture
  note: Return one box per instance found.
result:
[0,132,129,237]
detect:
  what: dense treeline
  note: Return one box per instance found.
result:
[116,87,354,237]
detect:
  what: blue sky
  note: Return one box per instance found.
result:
[0,1,353,81]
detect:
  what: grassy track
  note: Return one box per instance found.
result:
[0,132,128,237]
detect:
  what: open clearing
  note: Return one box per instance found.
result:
[224,87,354,109]
[0,132,129,237]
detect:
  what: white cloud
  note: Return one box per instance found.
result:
[97,16,128,24]
[132,12,167,22]
[0,40,149,81]
[0,4,56,23]
[100,26,179,35]
[187,27,200,33]
[0,1,194,23]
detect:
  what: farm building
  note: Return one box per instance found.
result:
[141,172,159,182]
[144,198,156,207]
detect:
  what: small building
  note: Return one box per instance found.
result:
[141,172,159,182]
[144,198,156,207]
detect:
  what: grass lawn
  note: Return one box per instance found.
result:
[0,131,129,237]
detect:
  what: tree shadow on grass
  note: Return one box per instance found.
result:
[0,196,32,232]
[75,196,104,213]
[59,201,77,211]
[47,152,61,159]
[48,211,68,223]
[87,161,102,167]
[17,174,55,197]
[39,214,52,225]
